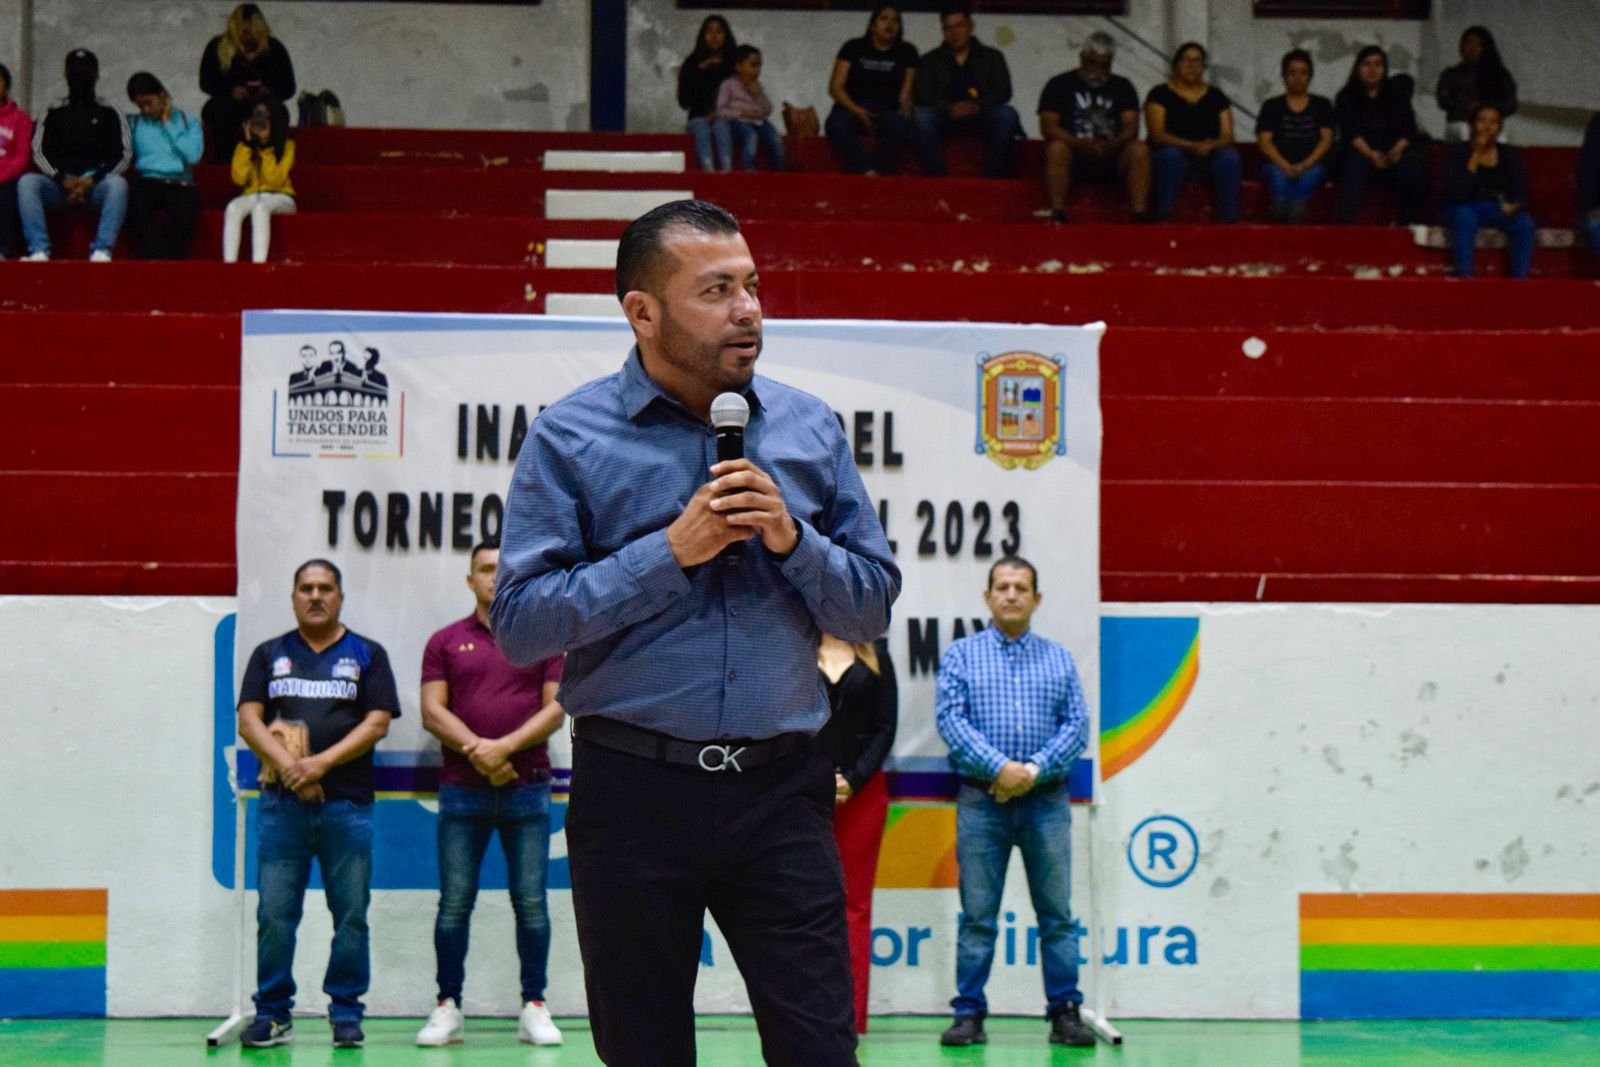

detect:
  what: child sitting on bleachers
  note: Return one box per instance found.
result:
[223,98,294,263]
[714,45,785,172]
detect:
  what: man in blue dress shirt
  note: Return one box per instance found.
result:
[934,556,1094,1048]
[492,199,901,1066]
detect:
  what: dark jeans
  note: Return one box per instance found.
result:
[128,178,199,259]
[1449,201,1535,278]
[566,733,855,1067]
[434,780,553,1005]
[1336,150,1428,225]
[0,180,18,257]
[254,791,374,1024]
[911,104,1021,178]
[824,105,910,175]
[1152,145,1242,222]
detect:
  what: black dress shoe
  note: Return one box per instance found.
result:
[1049,1003,1096,1046]
[940,1014,987,1046]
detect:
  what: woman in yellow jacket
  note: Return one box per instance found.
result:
[224,99,294,263]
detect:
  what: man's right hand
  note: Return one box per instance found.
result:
[665,479,749,567]
[989,760,1037,803]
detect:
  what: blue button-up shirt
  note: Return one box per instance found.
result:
[934,626,1089,783]
[491,348,901,741]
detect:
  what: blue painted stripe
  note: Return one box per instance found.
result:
[1301,970,1600,1019]
[212,613,238,889]
[0,967,106,1018]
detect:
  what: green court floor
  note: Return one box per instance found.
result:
[2,1016,1597,1065]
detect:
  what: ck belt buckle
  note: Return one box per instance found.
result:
[697,743,747,773]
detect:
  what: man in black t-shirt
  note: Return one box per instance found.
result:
[236,559,399,1050]
[1037,32,1150,222]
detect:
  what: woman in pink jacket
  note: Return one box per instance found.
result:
[0,63,35,258]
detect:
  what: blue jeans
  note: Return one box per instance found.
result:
[1581,215,1600,258]
[911,104,1021,178]
[953,783,1080,1018]
[1153,145,1241,222]
[713,118,785,171]
[254,792,374,1023]
[824,105,910,175]
[686,116,716,171]
[17,172,128,255]
[1449,201,1535,279]
[1262,161,1325,205]
[435,781,553,1004]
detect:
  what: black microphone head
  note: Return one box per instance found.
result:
[710,392,750,430]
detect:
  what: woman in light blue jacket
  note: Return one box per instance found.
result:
[126,71,204,259]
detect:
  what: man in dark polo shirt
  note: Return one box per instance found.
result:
[415,539,565,1048]
[236,558,398,1050]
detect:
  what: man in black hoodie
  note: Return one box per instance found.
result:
[17,48,132,261]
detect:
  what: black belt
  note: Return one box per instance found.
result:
[961,775,1064,796]
[574,715,809,773]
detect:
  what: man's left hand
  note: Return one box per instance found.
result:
[708,459,798,556]
[989,760,1037,803]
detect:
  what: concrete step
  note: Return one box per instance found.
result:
[543,149,686,173]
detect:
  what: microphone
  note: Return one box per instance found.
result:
[710,392,751,567]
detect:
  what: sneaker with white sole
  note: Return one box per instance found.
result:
[23,251,49,262]
[518,1001,562,1045]
[416,1000,465,1046]
[89,250,112,262]
[240,1016,293,1047]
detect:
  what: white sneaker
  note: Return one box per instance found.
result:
[518,1001,562,1045]
[415,1001,464,1046]
[89,250,113,263]
[23,251,49,262]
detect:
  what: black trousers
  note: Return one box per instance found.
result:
[1336,149,1428,225]
[566,734,857,1067]
[128,179,199,260]
[0,180,18,258]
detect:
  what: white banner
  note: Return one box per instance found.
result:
[234,311,1102,1014]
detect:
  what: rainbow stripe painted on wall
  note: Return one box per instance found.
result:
[0,889,107,1018]
[1100,617,1199,780]
[1300,893,1600,1019]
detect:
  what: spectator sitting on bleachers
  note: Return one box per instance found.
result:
[1445,104,1534,279]
[911,4,1021,179]
[17,49,130,262]
[200,3,296,163]
[1037,31,1149,224]
[825,6,918,176]
[1145,42,1240,223]
[1578,112,1600,257]
[125,72,203,260]
[678,15,736,171]
[714,45,785,172]
[0,62,32,259]
[1256,49,1334,224]
[1435,26,1516,143]
[223,99,295,264]
[1334,46,1427,226]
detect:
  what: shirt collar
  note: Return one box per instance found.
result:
[619,346,765,423]
[987,624,1033,649]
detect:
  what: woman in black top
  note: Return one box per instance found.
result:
[1445,104,1534,278]
[825,6,919,175]
[1435,26,1517,142]
[1334,45,1428,225]
[816,633,897,1034]
[678,15,736,171]
[199,3,295,163]
[1144,42,1241,222]
[1256,49,1335,223]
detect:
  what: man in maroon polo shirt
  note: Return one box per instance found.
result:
[415,539,566,1048]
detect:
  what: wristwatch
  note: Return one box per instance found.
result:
[1023,761,1041,780]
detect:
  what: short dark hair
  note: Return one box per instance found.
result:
[988,555,1039,593]
[469,538,500,565]
[729,44,761,68]
[614,199,741,301]
[1172,41,1207,70]
[127,71,165,100]
[293,558,343,589]
[940,3,972,21]
[0,64,11,94]
[1281,49,1313,77]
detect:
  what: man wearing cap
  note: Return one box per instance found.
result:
[1037,31,1151,223]
[16,49,131,261]
[492,198,900,1066]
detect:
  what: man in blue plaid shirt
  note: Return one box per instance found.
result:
[934,555,1094,1048]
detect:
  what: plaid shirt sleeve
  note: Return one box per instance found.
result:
[934,642,1011,780]
[1028,649,1089,781]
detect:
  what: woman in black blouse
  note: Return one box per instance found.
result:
[816,632,897,1034]
[1334,45,1428,225]
[1445,104,1534,278]
[1144,42,1241,223]
[678,15,737,171]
